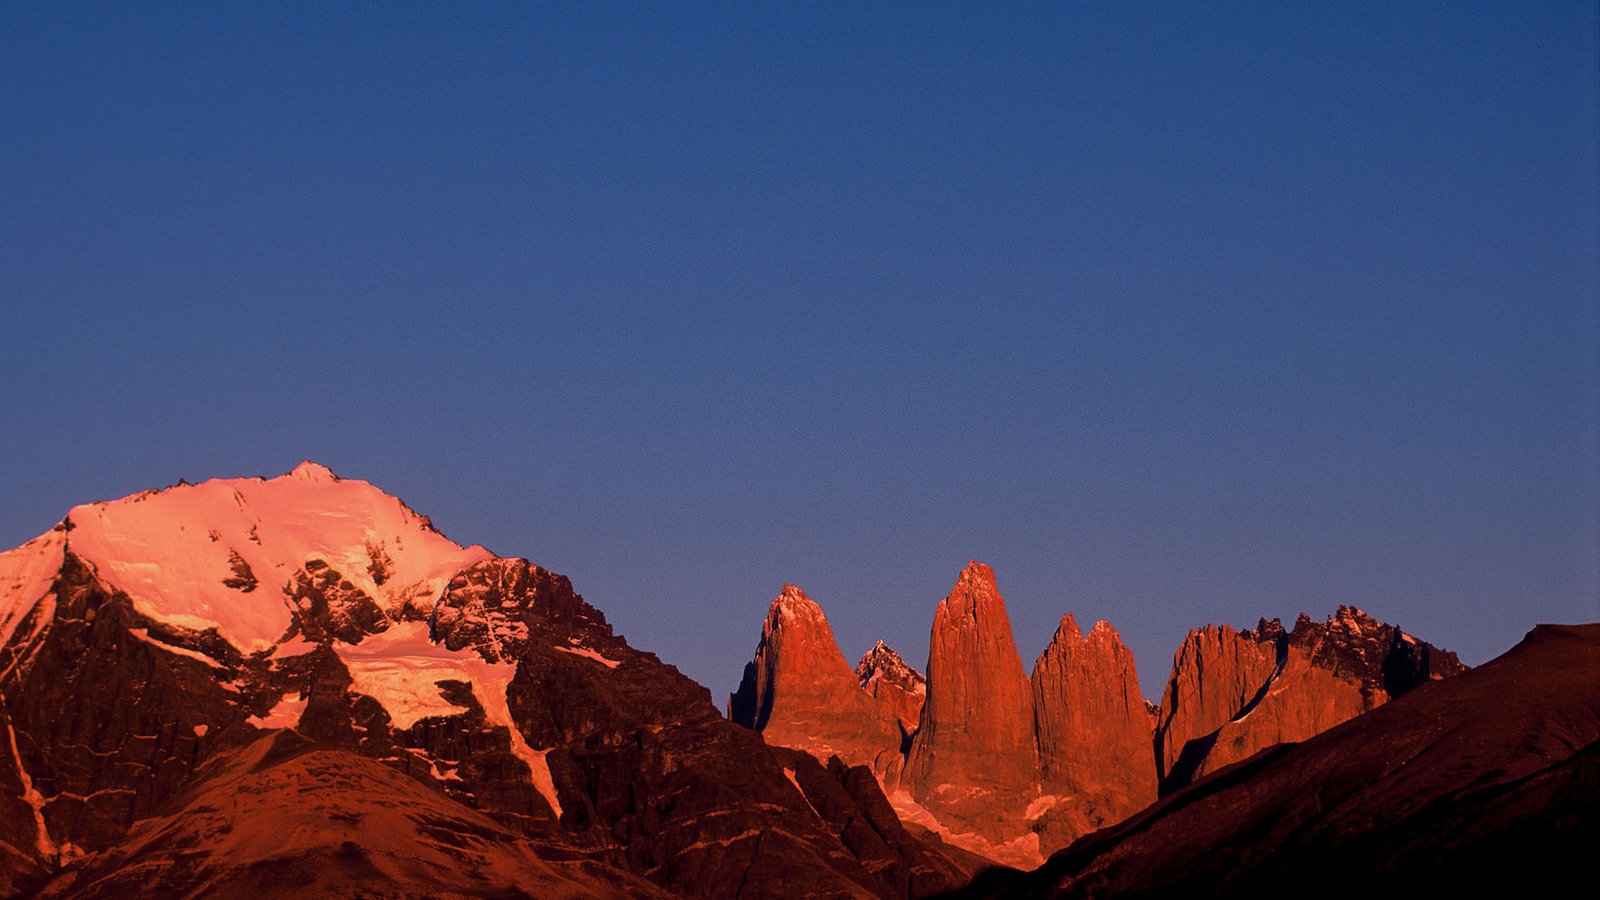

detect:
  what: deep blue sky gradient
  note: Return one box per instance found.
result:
[3,3,1596,699]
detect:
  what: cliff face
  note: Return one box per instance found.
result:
[1029,615,1157,851]
[1153,619,1284,790]
[905,562,1040,859]
[1154,606,1467,792]
[728,585,903,775]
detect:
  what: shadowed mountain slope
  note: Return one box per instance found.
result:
[25,730,664,899]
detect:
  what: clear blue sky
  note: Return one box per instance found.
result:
[3,3,1596,700]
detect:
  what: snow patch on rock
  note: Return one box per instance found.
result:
[1026,794,1060,819]
[888,788,1043,868]
[336,622,477,728]
[4,712,55,858]
[267,634,319,660]
[555,644,621,668]
[247,694,308,730]
[127,628,228,670]
[334,621,563,818]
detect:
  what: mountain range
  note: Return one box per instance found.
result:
[1,464,1590,897]
[727,563,1465,866]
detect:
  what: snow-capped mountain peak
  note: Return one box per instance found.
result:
[53,464,493,652]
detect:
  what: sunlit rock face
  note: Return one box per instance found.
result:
[905,562,1040,859]
[727,565,1474,872]
[1029,615,1157,851]
[728,585,903,776]
[1153,620,1283,791]
[0,466,980,899]
[19,731,671,899]
[1155,606,1467,793]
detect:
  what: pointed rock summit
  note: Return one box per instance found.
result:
[729,585,902,774]
[1155,606,1467,792]
[856,640,926,751]
[1029,615,1157,850]
[905,562,1039,857]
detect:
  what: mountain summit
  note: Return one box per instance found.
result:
[1154,606,1466,793]
[957,624,1600,898]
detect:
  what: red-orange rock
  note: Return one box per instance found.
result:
[1155,606,1466,792]
[729,585,903,775]
[1029,615,1157,852]
[904,562,1039,855]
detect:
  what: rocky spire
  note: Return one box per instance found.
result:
[1029,615,1157,850]
[729,585,902,774]
[905,561,1039,851]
